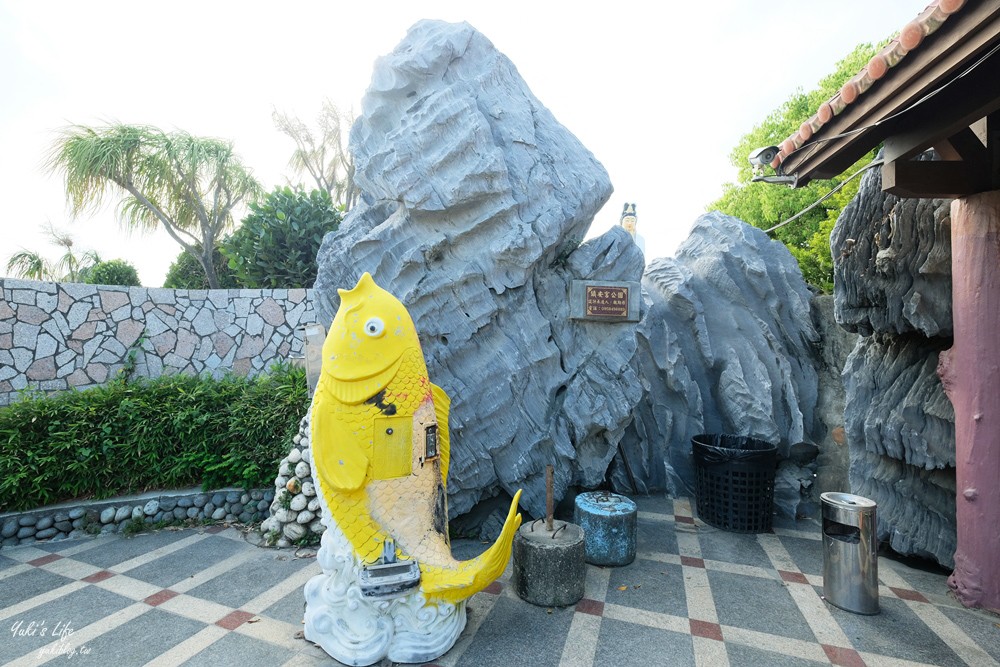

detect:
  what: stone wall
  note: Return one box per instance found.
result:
[0,279,315,405]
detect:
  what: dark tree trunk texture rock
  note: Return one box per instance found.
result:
[832,153,956,567]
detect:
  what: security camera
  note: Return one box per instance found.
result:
[748,146,779,167]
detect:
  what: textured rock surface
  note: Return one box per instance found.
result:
[831,153,957,568]
[617,213,819,502]
[313,20,627,519]
[842,332,956,567]
[306,20,820,524]
[845,341,956,568]
[831,152,952,338]
[810,295,858,497]
[844,335,954,470]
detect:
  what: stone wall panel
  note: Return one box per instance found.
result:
[0,279,316,405]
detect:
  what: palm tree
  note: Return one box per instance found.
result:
[5,224,101,282]
[47,123,262,288]
[6,250,51,281]
[44,223,101,282]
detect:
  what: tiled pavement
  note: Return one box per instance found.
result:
[1,495,998,666]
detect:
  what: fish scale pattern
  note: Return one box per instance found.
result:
[310,272,522,604]
[313,348,434,565]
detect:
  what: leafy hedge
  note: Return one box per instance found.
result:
[221,186,341,288]
[84,259,142,287]
[163,246,240,289]
[0,364,308,513]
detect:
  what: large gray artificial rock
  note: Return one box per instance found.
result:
[829,149,957,568]
[842,334,956,567]
[616,212,819,501]
[313,20,626,519]
[830,151,952,338]
[309,20,820,524]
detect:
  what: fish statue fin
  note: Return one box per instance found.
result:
[419,489,523,603]
[311,385,369,491]
[430,383,451,488]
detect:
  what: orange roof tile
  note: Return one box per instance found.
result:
[773,0,970,171]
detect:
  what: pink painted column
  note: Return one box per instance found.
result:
[938,190,1000,613]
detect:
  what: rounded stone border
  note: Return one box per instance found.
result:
[0,486,275,549]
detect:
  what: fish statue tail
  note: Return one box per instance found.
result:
[420,489,523,604]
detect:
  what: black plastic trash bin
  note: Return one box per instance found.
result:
[692,434,777,533]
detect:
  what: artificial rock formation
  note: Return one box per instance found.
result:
[618,213,819,511]
[843,335,956,566]
[831,152,952,338]
[809,295,858,497]
[313,19,625,520]
[831,157,956,567]
[271,20,820,536]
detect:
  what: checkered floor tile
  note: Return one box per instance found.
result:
[1,496,998,666]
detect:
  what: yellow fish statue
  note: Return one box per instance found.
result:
[303,272,523,666]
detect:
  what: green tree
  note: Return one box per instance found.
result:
[273,100,359,211]
[83,259,141,286]
[163,246,240,289]
[46,123,262,289]
[711,43,884,292]
[220,186,341,288]
[5,224,100,282]
[6,250,49,281]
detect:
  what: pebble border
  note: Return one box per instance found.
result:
[260,416,326,548]
[0,487,275,549]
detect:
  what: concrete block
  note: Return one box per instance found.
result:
[512,521,585,607]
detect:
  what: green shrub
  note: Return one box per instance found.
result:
[163,247,240,289]
[0,364,307,513]
[221,186,341,288]
[83,259,142,286]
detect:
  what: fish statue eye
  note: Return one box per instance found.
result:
[364,317,385,337]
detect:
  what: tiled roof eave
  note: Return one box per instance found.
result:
[773,0,973,180]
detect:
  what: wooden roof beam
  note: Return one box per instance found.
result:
[883,159,990,198]
[881,61,1000,164]
[883,113,998,198]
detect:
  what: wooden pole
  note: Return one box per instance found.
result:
[546,465,554,532]
[938,190,1000,613]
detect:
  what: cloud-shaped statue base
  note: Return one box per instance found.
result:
[303,520,467,666]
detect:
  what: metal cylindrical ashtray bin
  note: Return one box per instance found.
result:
[821,492,878,615]
[574,491,637,566]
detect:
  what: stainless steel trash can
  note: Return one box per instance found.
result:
[821,492,878,614]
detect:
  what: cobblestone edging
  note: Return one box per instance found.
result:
[0,487,275,549]
[0,278,315,406]
[260,417,325,548]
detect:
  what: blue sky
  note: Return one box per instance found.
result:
[0,0,923,286]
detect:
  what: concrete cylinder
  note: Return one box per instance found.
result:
[573,491,637,566]
[512,521,585,607]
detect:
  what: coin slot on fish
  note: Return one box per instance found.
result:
[372,415,412,479]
